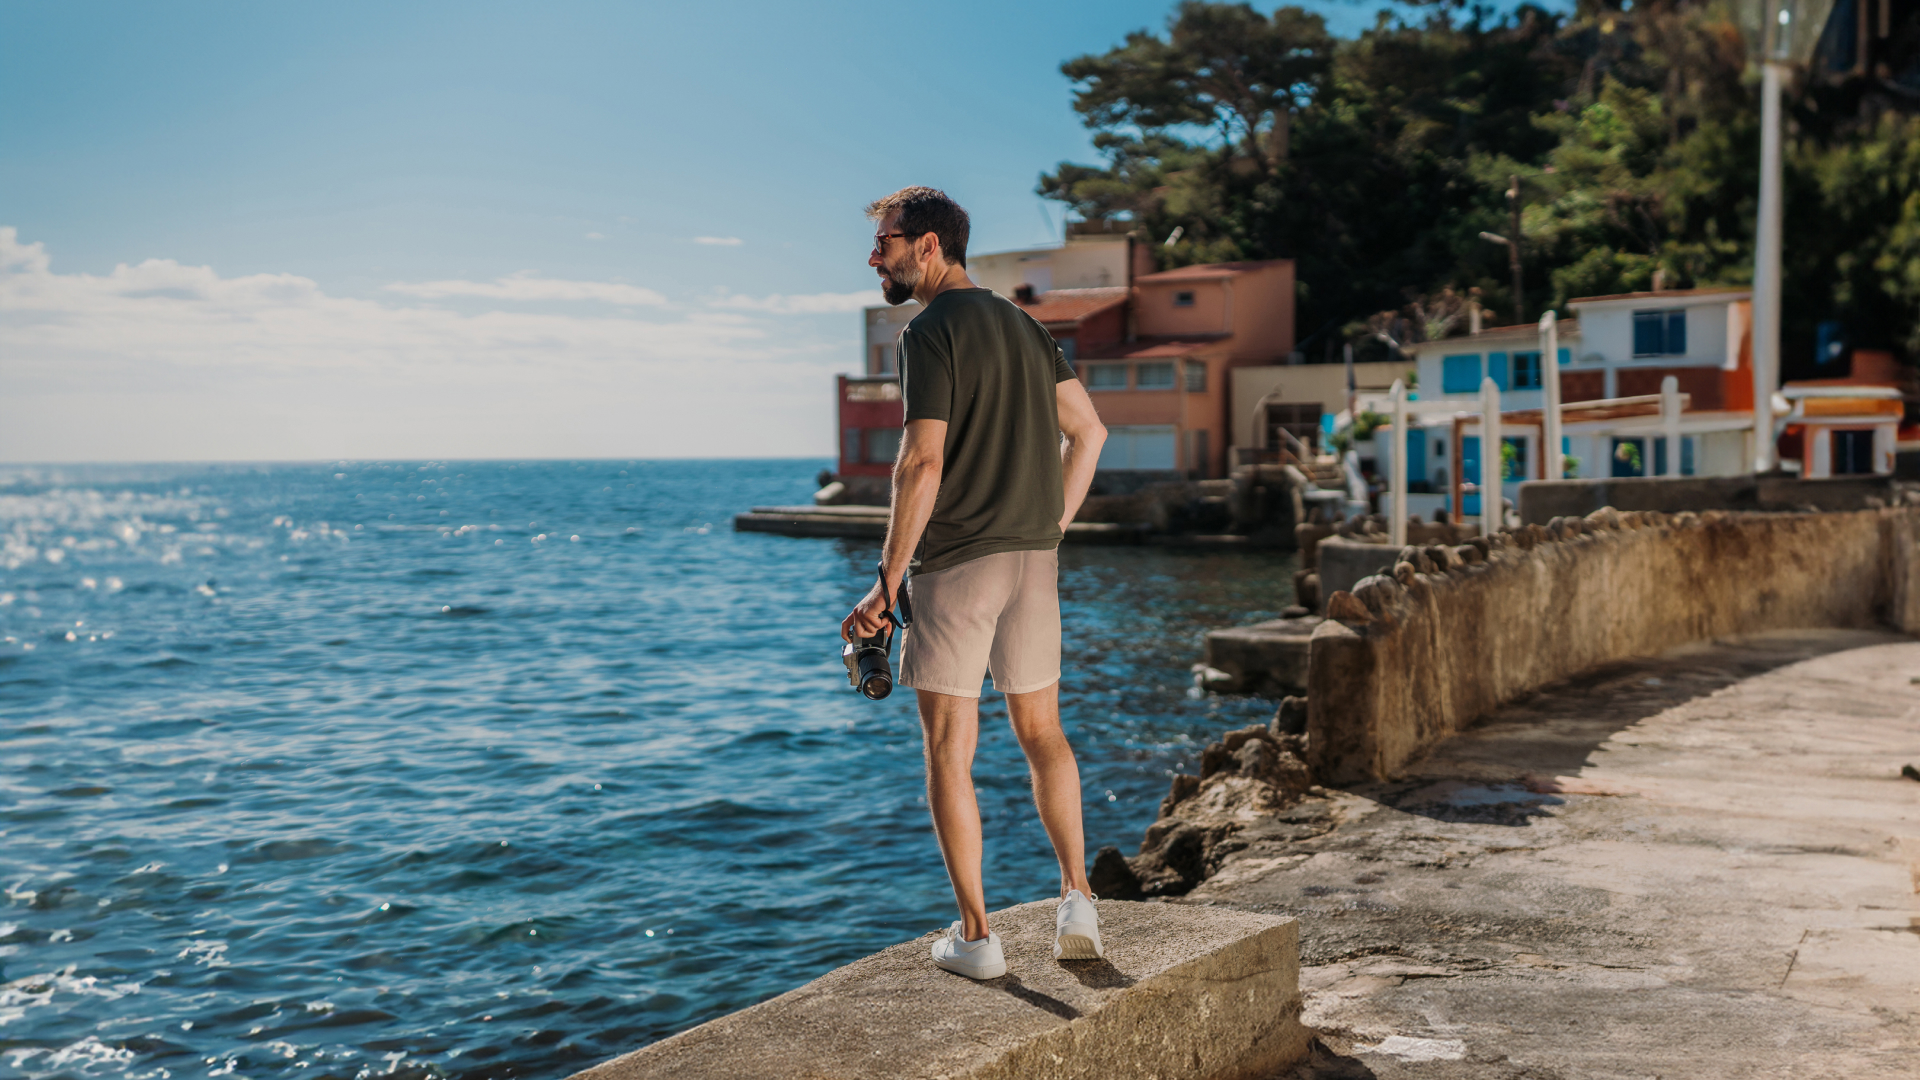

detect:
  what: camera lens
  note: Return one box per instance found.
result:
[861,673,892,700]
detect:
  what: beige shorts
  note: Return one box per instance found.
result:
[899,548,1061,698]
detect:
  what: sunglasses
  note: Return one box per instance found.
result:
[872,231,919,254]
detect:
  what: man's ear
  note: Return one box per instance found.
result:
[917,231,943,268]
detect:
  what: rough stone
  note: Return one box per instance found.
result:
[1307,507,1920,783]
[1273,695,1309,736]
[570,901,1310,1080]
[1203,616,1323,695]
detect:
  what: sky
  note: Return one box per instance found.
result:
[2,0,1538,463]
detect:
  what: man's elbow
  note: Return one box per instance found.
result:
[894,450,942,482]
[1069,421,1107,449]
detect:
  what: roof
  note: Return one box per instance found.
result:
[1078,337,1225,360]
[1567,286,1750,306]
[1404,319,1582,354]
[1135,259,1289,284]
[1013,287,1128,326]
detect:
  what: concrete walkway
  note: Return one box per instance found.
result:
[1183,629,1920,1079]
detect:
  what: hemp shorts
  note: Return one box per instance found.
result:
[899,548,1061,698]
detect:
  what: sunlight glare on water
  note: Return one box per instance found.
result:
[0,460,1293,1078]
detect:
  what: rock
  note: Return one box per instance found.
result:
[1294,570,1321,612]
[1454,543,1483,565]
[1326,590,1371,624]
[1393,561,1418,586]
[812,481,848,506]
[1273,695,1309,736]
[1088,845,1143,900]
[1281,604,1311,618]
[1160,773,1201,816]
[1132,820,1209,896]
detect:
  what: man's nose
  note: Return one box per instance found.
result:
[868,248,885,268]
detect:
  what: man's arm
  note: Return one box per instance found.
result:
[1056,377,1106,534]
[842,418,945,642]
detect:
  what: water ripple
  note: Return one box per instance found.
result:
[0,460,1292,1078]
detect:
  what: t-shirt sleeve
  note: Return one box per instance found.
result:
[901,325,952,423]
[1052,339,1075,384]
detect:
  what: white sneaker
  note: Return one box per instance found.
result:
[1055,889,1103,960]
[931,922,1007,979]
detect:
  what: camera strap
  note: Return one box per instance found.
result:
[875,562,913,648]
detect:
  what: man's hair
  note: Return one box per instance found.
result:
[866,186,969,269]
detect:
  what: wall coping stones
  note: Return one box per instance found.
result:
[569,900,1308,1080]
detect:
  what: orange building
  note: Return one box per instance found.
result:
[1072,260,1296,478]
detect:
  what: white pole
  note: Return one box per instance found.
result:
[1481,376,1502,537]
[1751,34,1787,473]
[1541,310,1563,480]
[1661,375,1682,476]
[1390,378,1408,547]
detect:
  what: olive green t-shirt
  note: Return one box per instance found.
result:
[900,288,1077,575]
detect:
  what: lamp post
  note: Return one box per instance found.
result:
[1750,1,1790,473]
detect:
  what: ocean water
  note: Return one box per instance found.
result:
[0,460,1294,1079]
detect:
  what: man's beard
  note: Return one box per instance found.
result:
[880,257,920,306]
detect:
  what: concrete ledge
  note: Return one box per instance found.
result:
[569,900,1307,1080]
[733,508,1150,545]
[1203,616,1322,694]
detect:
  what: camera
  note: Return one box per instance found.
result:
[842,634,894,700]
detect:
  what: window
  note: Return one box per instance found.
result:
[1510,351,1542,389]
[1185,361,1207,392]
[1136,362,1177,390]
[1441,354,1482,393]
[1087,363,1128,390]
[874,343,897,375]
[1611,437,1646,477]
[1632,310,1688,357]
[842,427,861,466]
[1097,425,1178,469]
[1832,429,1875,475]
[1189,429,1209,476]
[865,427,902,464]
[1058,337,1077,363]
[1173,290,1196,307]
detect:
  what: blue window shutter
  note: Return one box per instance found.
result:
[1405,426,1427,482]
[1488,352,1510,391]
[1633,313,1661,356]
[1557,347,1571,368]
[1442,354,1482,393]
[1666,311,1687,355]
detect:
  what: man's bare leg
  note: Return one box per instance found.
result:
[1005,682,1095,898]
[916,688,990,941]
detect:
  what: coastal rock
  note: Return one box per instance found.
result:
[1088,845,1143,901]
[1273,695,1308,736]
[1126,725,1314,896]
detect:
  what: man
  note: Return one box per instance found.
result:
[842,187,1108,981]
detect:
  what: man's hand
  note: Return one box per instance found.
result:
[842,578,896,643]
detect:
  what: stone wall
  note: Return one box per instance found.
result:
[1306,507,1920,783]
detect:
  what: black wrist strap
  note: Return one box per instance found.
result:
[876,562,913,635]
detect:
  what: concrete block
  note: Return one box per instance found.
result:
[569,901,1307,1080]
[1316,536,1402,600]
[1204,616,1323,694]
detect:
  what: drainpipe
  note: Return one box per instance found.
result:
[1541,310,1563,480]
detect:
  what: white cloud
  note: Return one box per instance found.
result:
[383,271,667,306]
[709,290,882,315]
[693,236,744,246]
[0,227,858,461]
[584,232,606,241]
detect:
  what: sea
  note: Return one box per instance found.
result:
[0,460,1295,1080]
